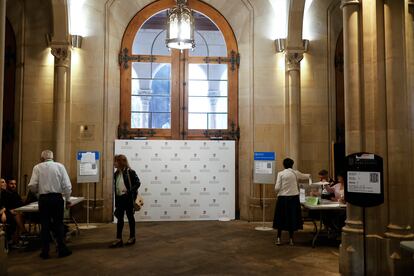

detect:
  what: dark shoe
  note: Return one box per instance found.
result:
[109,239,123,248]
[58,248,72,258]
[125,237,135,246]
[40,252,50,260]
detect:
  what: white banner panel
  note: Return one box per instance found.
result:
[114,140,235,221]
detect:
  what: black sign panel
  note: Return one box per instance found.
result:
[345,152,384,207]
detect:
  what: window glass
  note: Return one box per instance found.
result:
[132,11,170,56]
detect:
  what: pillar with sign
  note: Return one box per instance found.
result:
[345,152,384,276]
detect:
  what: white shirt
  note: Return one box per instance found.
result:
[275,168,310,196]
[115,173,127,196]
[28,160,72,201]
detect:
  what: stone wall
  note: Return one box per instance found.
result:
[8,0,333,223]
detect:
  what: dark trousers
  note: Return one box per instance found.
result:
[38,193,67,253]
[114,194,135,239]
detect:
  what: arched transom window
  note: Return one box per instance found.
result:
[119,0,239,140]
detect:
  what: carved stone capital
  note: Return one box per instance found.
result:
[340,0,360,9]
[51,47,69,67]
[286,52,303,72]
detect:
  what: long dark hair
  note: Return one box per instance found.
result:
[115,154,130,170]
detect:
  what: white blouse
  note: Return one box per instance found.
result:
[275,168,310,196]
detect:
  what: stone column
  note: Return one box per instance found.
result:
[0,0,6,176]
[51,47,70,164]
[383,1,414,273]
[286,52,303,168]
[339,0,364,275]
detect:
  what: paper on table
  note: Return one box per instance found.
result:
[300,188,306,203]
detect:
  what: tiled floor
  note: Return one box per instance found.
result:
[6,221,340,275]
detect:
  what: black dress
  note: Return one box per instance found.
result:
[272,194,303,231]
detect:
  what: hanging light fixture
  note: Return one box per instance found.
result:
[166,0,195,50]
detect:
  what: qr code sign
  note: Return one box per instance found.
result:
[370,173,379,183]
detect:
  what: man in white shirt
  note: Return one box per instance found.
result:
[28,150,72,259]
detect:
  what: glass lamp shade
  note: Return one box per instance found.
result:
[166,1,195,50]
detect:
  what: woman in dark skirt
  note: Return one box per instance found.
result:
[273,158,310,245]
[110,154,141,248]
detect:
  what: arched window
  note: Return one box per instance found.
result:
[119,0,239,140]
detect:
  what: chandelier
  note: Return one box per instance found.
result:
[166,0,195,50]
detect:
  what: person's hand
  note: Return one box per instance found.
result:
[1,212,6,224]
[10,210,16,215]
[65,201,72,209]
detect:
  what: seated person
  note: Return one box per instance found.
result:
[326,174,346,203]
[0,178,6,191]
[2,179,27,241]
[309,169,334,198]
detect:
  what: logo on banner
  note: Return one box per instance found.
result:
[209,176,219,184]
[161,187,172,196]
[219,210,228,218]
[150,176,162,185]
[160,211,171,220]
[140,210,152,220]
[219,187,229,195]
[200,210,210,219]
[180,187,191,195]
[150,199,161,208]
[161,141,172,150]
[200,141,210,150]
[219,164,229,173]
[190,153,200,161]
[200,187,210,196]
[131,152,142,162]
[200,164,210,173]
[170,199,181,208]
[190,176,200,184]
[141,164,152,173]
[151,153,162,161]
[209,153,220,162]
[219,142,229,150]
[190,199,200,207]
[121,142,132,150]
[180,141,191,150]
[141,141,152,150]
[170,176,181,185]
[161,164,171,173]
[141,187,152,196]
[209,198,219,207]
[170,153,181,161]
[180,210,191,219]
[180,164,191,173]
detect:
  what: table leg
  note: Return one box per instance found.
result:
[312,212,323,248]
[71,215,80,236]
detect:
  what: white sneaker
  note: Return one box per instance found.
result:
[276,238,281,245]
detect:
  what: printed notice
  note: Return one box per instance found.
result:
[80,152,97,176]
[255,161,272,174]
[347,171,380,194]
